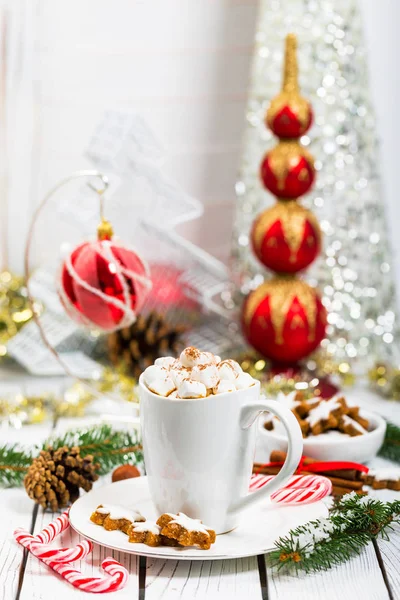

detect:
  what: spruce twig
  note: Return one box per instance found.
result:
[0,425,143,486]
[0,445,32,486]
[378,421,400,463]
[269,493,400,573]
[43,424,143,475]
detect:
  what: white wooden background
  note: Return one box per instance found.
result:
[0,370,400,600]
[0,0,400,305]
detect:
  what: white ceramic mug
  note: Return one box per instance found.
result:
[139,377,303,534]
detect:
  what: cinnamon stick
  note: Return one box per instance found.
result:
[252,464,364,491]
[332,486,367,497]
[268,450,363,481]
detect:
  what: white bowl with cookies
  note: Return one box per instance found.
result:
[256,392,386,464]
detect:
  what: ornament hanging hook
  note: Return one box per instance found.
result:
[24,169,112,384]
[86,172,109,196]
[86,173,110,230]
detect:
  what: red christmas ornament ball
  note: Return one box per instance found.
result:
[267,99,313,138]
[266,98,313,138]
[260,141,315,199]
[59,239,151,331]
[242,278,326,364]
[251,202,321,273]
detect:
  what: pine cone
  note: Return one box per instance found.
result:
[24,446,99,511]
[107,311,185,378]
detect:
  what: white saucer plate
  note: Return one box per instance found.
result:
[69,477,328,561]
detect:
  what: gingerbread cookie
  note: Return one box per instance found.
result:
[128,521,181,548]
[264,418,274,431]
[294,398,320,419]
[264,391,309,434]
[157,512,216,550]
[292,410,310,438]
[128,521,162,546]
[263,393,370,439]
[306,397,347,435]
[347,406,369,431]
[90,504,145,534]
[338,414,367,437]
[362,468,400,491]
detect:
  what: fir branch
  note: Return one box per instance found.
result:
[0,425,143,487]
[378,421,400,463]
[269,493,400,573]
[0,445,32,486]
[43,424,143,475]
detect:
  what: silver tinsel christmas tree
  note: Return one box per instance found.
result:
[232,0,399,370]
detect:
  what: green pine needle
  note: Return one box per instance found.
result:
[269,493,400,573]
[43,424,143,475]
[378,421,400,463]
[0,444,34,486]
[0,424,143,486]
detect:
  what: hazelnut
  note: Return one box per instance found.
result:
[112,464,141,483]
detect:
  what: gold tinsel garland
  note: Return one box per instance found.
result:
[0,368,138,426]
[368,363,400,400]
[0,270,42,359]
[236,350,355,397]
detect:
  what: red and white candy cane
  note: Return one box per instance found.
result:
[249,473,332,504]
[33,511,69,543]
[30,538,93,563]
[14,528,92,563]
[44,557,127,593]
[14,514,128,593]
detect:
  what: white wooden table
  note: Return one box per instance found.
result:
[1,374,400,600]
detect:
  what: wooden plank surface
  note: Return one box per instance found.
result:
[265,459,400,600]
[19,416,140,600]
[145,556,262,600]
[0,423,52,600]
[266,544,390,600]
[19,503,139,600]
[1,390,400,599]
[367,479,400,600]
[377,528,400,600]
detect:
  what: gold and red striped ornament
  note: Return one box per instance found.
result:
[251,201,321,273]
[242,278,327,364]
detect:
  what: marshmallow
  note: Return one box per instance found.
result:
[147,375,176,397]
[197,352,212,366]
[235,372,256,389]
[170,367,190,387]
[145,349,241,398]
[201,351,220,365]
[179,347,202,367]
[154,356,176,369]
[179,347,212,368]
[218,362,238,382]
[213,380,236,395]
[222,359,242,375]
[191,364,219,389]
[143,365,168,385]
[177,379,207,399]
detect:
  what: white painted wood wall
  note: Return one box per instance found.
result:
[1,0,399,309]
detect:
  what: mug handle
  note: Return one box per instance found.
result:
[229,398,303,516]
